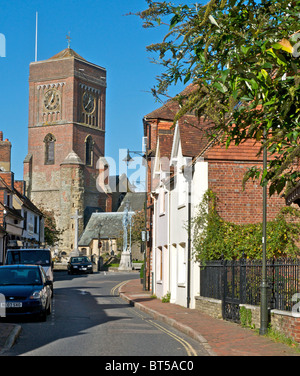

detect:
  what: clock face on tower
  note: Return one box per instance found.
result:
[44,89,60,111]
[83,91,95,114]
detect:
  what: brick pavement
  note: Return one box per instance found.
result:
[119,278,300,356]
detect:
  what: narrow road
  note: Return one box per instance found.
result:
[2,271,209,357]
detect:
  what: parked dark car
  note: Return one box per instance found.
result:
[67,256,93,275]
[0,265,52,321]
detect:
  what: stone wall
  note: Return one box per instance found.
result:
[271,310,300,344]
[59,161,84,253]
[195,296,222,320]
[195,296,300,344]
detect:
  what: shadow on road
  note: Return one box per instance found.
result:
[1,271,139,355]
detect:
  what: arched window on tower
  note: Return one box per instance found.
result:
[85,135,94,166]
[44,134,56,165]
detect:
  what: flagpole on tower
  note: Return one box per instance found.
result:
[35,12,38,62]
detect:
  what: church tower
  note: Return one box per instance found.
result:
[24,47,108,255]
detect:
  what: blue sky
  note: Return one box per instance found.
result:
[0,0,191,183]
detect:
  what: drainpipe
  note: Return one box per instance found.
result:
[168,177,172,302]
[186,164,193,309]
[187,179,191,308]
[151,192,156,296]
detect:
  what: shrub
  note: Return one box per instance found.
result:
[161,292,171,303]
[192,190,300,262]
[140,263,144,279]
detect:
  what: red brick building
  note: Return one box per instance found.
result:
[145,85,285,224]
[143,85,286,290]
[24,47,109,255]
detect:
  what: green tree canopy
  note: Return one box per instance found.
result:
[139,0,300,196]
[192,190,300,261]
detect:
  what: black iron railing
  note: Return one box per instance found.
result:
[200,257,300,312]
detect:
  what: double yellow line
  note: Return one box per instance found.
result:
[111,281,197,357]
[133,308,197,356]
[110,280,128,297]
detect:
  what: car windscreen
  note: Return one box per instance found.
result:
[71,257,90,263]
[6,250,51,267]
[0,267,42,286]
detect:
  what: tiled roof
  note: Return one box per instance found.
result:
[60,151,84,165]
[78,212,133,246]
[158,133,173,158]
[79,192,145,246]
[177,116,213,158]
[48,48,86,62]
[13,188,43,216]
[117,192,145,213]
[145,84,197,121]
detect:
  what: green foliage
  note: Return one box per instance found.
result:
[240,306,254,329]
[266,326,300,349]
[192,190,300,262]
[139,0,300,196]
[161,291,171,303]
[140,263,144,279]
[131,210,146,244]
[39,206,61,247]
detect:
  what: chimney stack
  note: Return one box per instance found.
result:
[0,131,11,171]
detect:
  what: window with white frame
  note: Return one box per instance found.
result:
[177,169,187,207]
[156,247,163,282]
[159,186,166,215]
[177,243,186,285]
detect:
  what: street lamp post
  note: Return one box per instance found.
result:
[260,127,269,335]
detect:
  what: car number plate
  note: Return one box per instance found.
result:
[0,302,22,308]
[81,267,87,270]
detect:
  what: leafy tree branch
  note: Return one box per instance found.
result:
[138,0,300,195]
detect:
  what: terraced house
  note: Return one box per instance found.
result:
[146,85,286,309]
[0,132,44,264]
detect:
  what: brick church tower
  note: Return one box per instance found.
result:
[23,47,108,255]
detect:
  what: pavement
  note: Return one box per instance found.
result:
[119,278,300,357]
[1,275,300,356]
[0,322,21,355]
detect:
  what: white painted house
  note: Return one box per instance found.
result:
[151,133,173,301]
[151,120,209,309]
[13,187,45,248]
